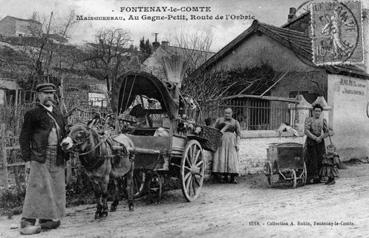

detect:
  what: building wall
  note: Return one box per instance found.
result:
[327,74,369,161]
[0,17,41,37]
[212,34,317,73]
[15,20,40,36]
[271,71,327,100]
[0,17,15,36]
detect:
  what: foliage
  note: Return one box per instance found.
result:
[182,63,276,101]
[173,31,213,77]
[0,187,25,217]
[83,28,138,93]
[65,168,95,207]
[139,37,152,62]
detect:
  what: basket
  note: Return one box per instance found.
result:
[199,126,222,152]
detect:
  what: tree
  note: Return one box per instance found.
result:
[83,28,137,93]
[139,37,152,62]
[172,31,213,76]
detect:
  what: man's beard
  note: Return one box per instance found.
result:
[43,98,54,107]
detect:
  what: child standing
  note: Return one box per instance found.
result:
[319,144,339,185]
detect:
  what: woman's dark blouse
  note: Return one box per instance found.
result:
[214,118,241,136]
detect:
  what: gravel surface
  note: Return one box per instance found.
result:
[1,163,368,238]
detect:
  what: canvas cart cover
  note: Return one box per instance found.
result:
[111,71,178,119]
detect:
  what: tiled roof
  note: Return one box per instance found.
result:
[2,16,41,25]
[192,20,369,79]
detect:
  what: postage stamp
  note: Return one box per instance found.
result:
[310,0,364,65]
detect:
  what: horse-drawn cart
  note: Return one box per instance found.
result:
[110,71,221,202]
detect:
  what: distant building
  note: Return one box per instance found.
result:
[0,16,42,37]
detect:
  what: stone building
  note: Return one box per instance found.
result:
[193,9,369,174]
[0,16,42,37]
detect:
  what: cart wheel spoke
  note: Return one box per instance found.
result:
[184,165,192,171]
[196,160,204,167]
[194,172,203,178]
[186,156,192,167]
[184,171,191,182]
[191,146,197,163]
[189,146,194,161]
[193,176,201,187]
[192,176,197,194]
[186,175,192,193]
[194,150,201,164]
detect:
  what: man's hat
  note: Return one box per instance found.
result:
[35,83,56,93]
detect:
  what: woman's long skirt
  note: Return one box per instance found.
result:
[304,139,325,181]
[212,132,239,174]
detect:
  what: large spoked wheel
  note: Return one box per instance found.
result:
[181,140,205,202]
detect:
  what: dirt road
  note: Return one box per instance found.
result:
[1,163,369,238]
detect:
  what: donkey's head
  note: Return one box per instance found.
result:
[61,123,92,152]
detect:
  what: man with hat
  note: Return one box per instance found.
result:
[19,83,68,235]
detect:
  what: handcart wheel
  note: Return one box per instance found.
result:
[301,162,307,185]
[264,162,273,187]
[291,170,297,188]
[181,140,205,202]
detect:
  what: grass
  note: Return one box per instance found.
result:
[0,187,25,218]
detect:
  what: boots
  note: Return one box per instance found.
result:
[20,218,41,235]
[39,219,61,230]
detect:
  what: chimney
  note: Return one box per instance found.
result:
[161,41,169,47]
[288,7,297,23]
[152,32,160,50]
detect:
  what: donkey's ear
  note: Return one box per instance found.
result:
[65,124,72,132]
[87,119,96,128]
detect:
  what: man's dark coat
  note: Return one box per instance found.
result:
[19,104,67,166]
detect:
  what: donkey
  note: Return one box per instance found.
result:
[61,123,135,219]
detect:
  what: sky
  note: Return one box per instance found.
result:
[0,0,342,51]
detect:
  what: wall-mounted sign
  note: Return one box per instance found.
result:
[88,93,107,107]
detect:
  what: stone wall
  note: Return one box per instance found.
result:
[0,17,14,36]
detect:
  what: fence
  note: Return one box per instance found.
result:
[0,97,110,189]
[201,98,295,130]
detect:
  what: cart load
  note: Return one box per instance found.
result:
[110,70,222,202]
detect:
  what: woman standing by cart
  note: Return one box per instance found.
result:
[304,104,332,184]
[212,108,241,184]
